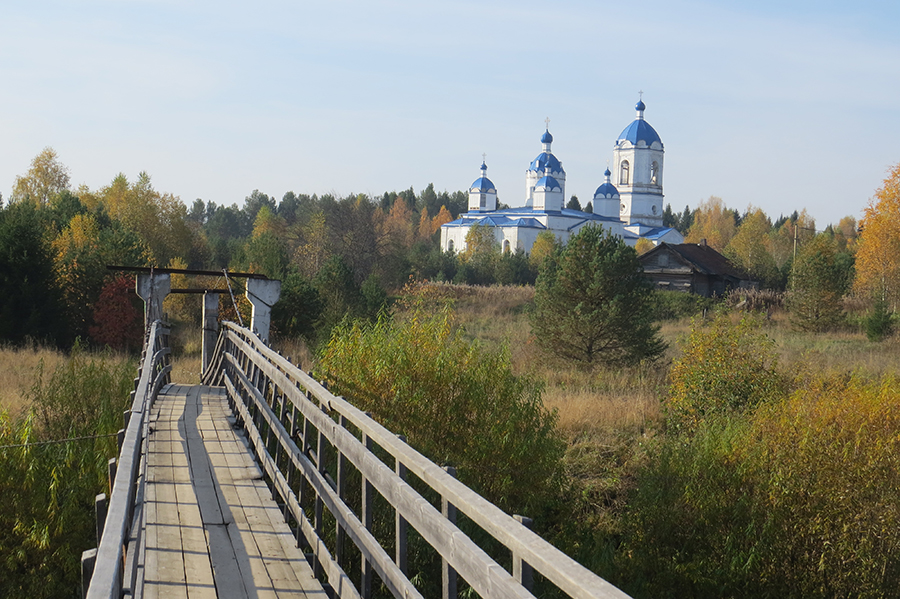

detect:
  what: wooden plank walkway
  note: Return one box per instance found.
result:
[139,383,325,599]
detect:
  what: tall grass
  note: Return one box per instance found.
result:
[0,344,66,414]
[0,347,136,599]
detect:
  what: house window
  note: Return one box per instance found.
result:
[620,161,630,185]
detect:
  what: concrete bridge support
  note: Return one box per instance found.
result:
[136,273,171,328]
[202,292,220,376]
[245,278,281,343]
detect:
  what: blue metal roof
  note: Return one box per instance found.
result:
[541,130,553,144]
[594,182,619,198]
[618,119,661,146]
[535,175,561,190]
[641,227,676,240]
[470,176,496,192]
[529,152,563,173]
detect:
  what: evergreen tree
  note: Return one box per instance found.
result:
[0,202,66,344]
[531,225,665,365]
[787,235,846,331]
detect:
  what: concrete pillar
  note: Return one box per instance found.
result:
[245,278,281,343]
[135,273,171,327]
[202,292,220,376]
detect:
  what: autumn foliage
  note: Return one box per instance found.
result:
[88,275,144,352]
[855,162,900,305]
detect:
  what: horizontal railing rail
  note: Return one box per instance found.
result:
[208,321,631,599]
[84,320,171,599]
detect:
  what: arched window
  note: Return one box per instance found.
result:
[503,240,510,253]
[448,239,454,252]
[650,161,659,185]
[620,161,630,185]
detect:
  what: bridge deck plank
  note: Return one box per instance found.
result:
[140,384,325,598]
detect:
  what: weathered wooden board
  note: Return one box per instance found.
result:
[139,384,325,598]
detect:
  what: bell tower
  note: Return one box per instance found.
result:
[613,96,664,226]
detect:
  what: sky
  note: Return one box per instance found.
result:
[2,0,899,228]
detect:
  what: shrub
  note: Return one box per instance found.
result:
[651,290,716,321]
[620,372,900,598]
[0,349,135,598]
[666,311,785,433]
[316,304,565,516]
[864,298,894,341]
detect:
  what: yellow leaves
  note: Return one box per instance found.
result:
[854,162,900,304]
[431,205,454,234]
[634,237,654,255]
[684,196,736,251]
[10,147,71,206]
[252,206,287,239]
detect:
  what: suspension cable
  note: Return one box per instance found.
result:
[223,269,244,326]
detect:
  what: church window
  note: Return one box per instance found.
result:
[480,194,486,208]
[503,240,510,253]
[651,205,658,215]
[448,239,454,252]
[620,203,626,213]
[620,161,630,185]
[651,161,659,185]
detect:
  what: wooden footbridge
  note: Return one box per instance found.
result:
[81,271,632,599]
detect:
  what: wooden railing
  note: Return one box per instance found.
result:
[204,322,631,599]
[82,320,171,599]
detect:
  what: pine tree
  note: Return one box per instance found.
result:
[530,225,665,365]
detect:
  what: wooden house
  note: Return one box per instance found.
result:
[639,241,755,297]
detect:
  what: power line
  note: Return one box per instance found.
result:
[0,432,118,450]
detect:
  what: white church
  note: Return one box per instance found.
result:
[440,99,684,254]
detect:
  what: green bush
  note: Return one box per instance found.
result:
[316,304,565,516]
[651,290,716,321]
[666,311,786,434]
[864,298,894,341]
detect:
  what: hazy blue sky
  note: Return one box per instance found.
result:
[2,0,898,227]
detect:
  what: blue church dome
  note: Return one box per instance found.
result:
[470,161,496,192]
[471,176,495,192]
[541,129,553,144]
[618,119,661,146]
[529,152,563,173]
[594,168,619,198]
[618,100,662,146]
[535,175,561,190]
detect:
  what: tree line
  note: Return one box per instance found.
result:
[2,147,896,350]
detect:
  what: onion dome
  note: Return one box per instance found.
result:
[470,162,496,192]
[535,175,562,191]
[617,99,662,146]
[541,129,553,144]
[594,168,619,198]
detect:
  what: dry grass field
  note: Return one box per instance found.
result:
[0,344,67,414]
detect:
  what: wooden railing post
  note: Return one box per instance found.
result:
[335,415,349,565]
[81,549,97,599]
[395,435,408,576]
[513,515,534,592]
[442,466,458,599]
[107,458,117,496]
[95,493,107,547]
[361,419,374,599]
